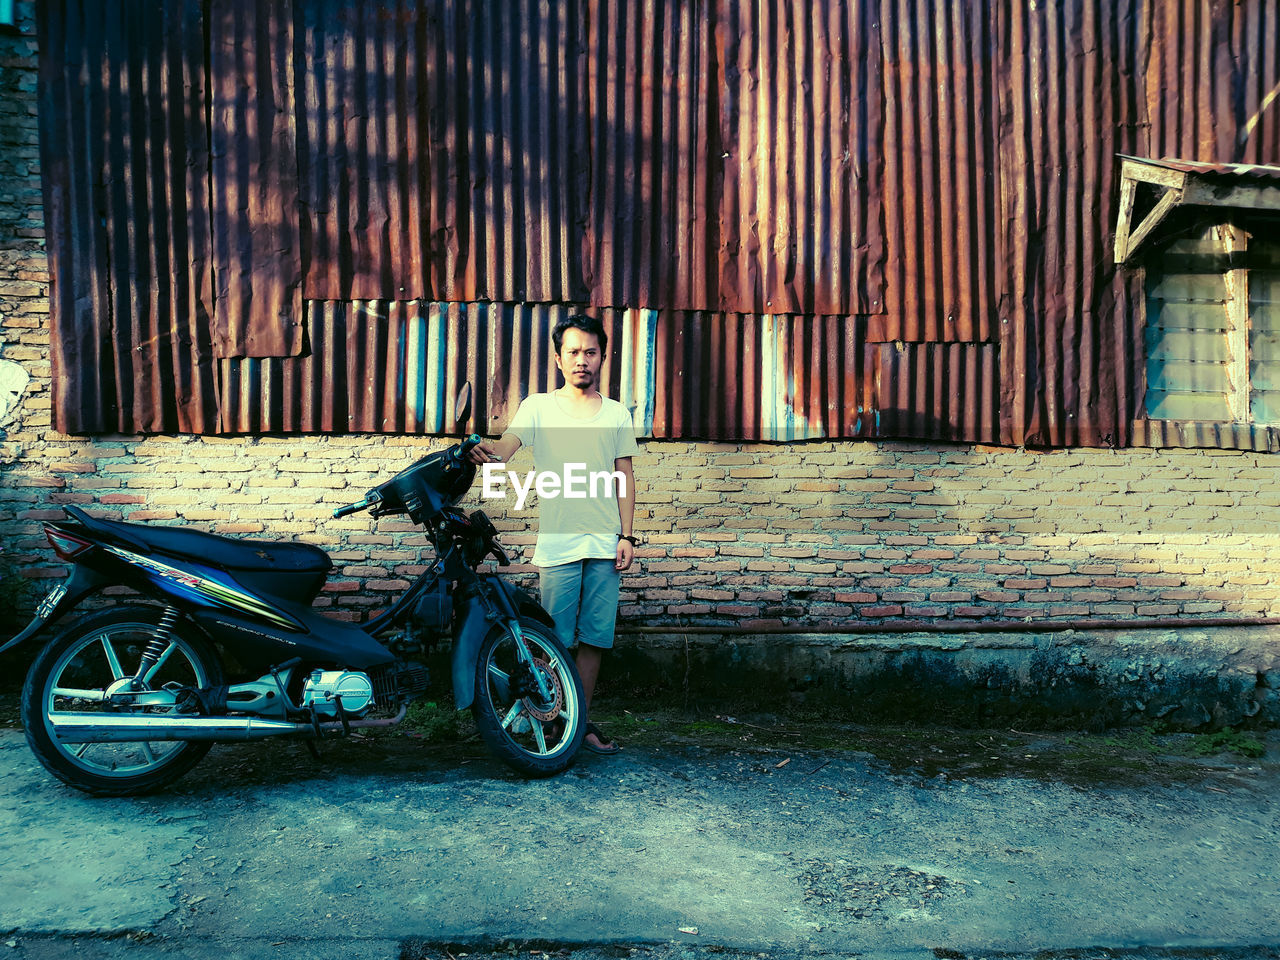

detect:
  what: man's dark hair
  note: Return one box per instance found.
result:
[552,313,608,355]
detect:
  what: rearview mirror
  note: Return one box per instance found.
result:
[453,382,473,427]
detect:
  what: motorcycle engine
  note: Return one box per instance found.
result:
[301,670,375,717]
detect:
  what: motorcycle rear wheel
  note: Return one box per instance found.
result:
[472,618,585,776]
[21,605,223,796]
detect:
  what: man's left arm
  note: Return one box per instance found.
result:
[614,456,636,571]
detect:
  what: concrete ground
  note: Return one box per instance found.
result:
[0,716,1276,960]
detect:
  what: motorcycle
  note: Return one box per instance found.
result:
[2,386,586,795]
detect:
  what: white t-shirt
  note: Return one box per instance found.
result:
[507,392,640,567]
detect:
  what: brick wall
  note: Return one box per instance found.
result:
[619,443,1280,626]
[3,4,1279,636]
[4,432,1280,632]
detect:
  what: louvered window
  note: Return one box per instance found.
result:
[1145,223,1280,425]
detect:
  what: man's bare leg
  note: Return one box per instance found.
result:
[575,643,616,750]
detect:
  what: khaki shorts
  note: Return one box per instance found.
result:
[538,557,620,650]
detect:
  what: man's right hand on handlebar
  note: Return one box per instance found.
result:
[465,434,522,465]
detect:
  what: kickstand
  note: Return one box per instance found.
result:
[305,740,322,760]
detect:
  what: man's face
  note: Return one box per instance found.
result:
[555,327,603,391]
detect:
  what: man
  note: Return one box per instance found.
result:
[467,314,639,754]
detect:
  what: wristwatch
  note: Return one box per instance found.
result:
[618,534,639,546]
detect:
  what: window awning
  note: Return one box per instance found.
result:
[1113,156,1280,264]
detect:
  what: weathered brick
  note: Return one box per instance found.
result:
[714,605,759,616]
[890,563,932,574]
[903,605,947,618]
[20,566,64,579]
[1003,578,1047,590]
[910,549,956,561]
[644,589,686,601]
[859,605,903,617]
[1027,563,1071,575]
[717,545,765,558]
[128,510,179,521]
[366,579,410,591]
[1181,601,1225,614]
[341,565,386,577]
[745,560,791,572]
[644,560,695,573]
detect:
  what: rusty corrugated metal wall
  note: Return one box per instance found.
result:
[209,0,305,358]
[38,0,219,433]
[37,0,1280,445]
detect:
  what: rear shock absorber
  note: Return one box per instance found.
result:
[134,606,181,682]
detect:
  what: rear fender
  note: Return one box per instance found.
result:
[0,566,112,654]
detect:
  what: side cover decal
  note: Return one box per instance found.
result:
[105,547,302,632]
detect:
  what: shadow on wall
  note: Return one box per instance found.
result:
[591,431,1280,730]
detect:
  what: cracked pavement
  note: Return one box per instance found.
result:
[0,725,1277,959]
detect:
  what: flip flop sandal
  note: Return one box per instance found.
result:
[583,721,621,755]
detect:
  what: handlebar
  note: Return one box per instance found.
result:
[333,435,481,520]
[333,497,371,519]
[450,434,483,465]
[334,489,383,519]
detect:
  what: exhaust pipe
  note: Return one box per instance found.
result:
[50,713,309,742]
[47,712,398,743]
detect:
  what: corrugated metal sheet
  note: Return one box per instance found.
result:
[1145,0,1280,168]
[1131,418,1280,453]
[584,0,720,312]
[993,0,1150,448]
[1000,0,1280,447]
[879,0,996,344]
[589,0,887,317]
[638,311,997,441]
[296,0,886,317]
[38,0,1280,447]
[218,301,605,434]
[296,0,590,305]
[209,0,305,358]
[214,302,997,441]
[37,0,218,434]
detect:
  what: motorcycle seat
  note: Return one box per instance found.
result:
[61,505,333,574]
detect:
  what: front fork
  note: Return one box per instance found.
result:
[450,573,549,710]
[505,619,551,701]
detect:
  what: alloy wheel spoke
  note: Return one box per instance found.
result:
[500,702,524,731]
[532,719,548,755]
[52,687,105,702]
[142,643,177,684]
[100,636,125,680]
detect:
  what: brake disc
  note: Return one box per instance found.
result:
[523,657,563,722]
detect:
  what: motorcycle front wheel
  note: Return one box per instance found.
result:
[21,604,223,796]
[472,618,585,776]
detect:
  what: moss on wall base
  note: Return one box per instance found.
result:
[603,626,1280,732]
